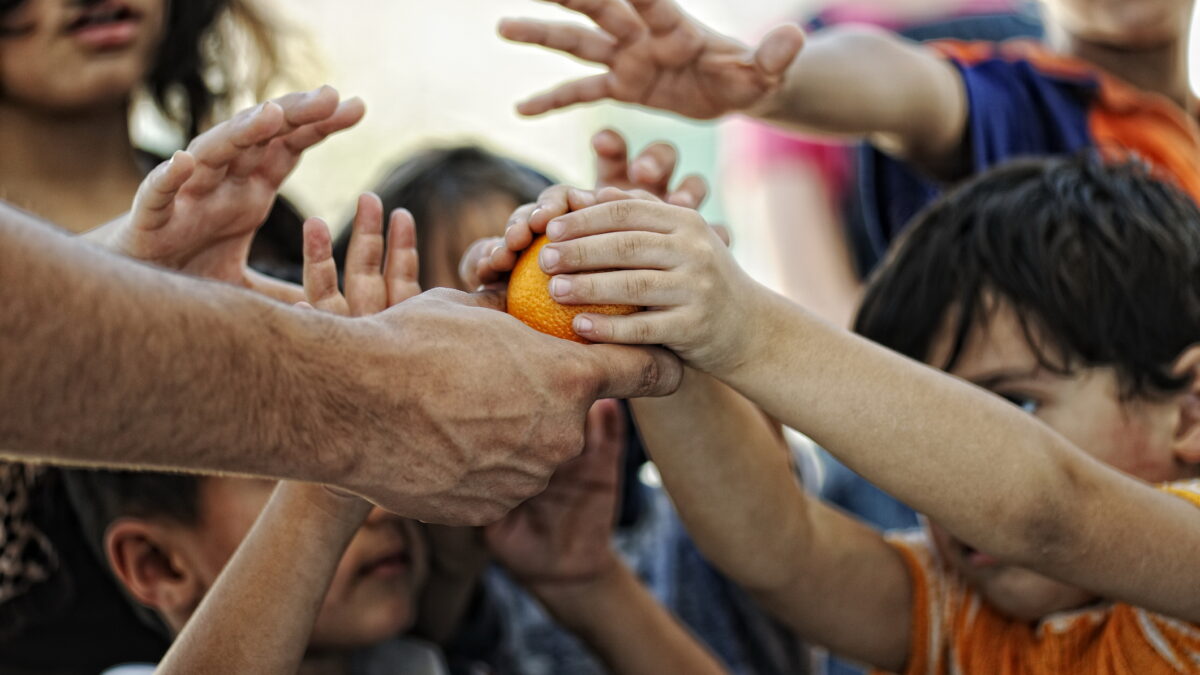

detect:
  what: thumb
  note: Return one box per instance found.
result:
[587,345,682,399]
[754,24,805,76]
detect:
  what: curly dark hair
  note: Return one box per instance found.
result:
[855,155,1200,399]
[0,0,283,137]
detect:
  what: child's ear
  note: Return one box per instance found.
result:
[1170,345,1200,464]
[105,518,206,624]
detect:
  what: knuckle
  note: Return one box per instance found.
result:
[611,199,634,224]
[630,319,655,344]
[624,273,652,300]
[615,233,640,260]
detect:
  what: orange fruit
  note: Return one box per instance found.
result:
[507,235,637,343]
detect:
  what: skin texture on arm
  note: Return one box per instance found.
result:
[540,195,1200,629]
[630,370,913,671]
[0,202,682,524]
[503,0,967,173]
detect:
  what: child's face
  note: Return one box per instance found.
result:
[0,0,165,110]
[1043,0,1193,49]
[424,192,522,291]
[924,300,1199,621]
[180,478,429,648]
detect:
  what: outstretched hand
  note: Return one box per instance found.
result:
[500,0,805,119]
[486,398,626,584]
[96,86,365,294]
[460,129,709,289]
[301,193,421,316]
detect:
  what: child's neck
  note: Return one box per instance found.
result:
[1049,27,1194,112]
[0,99,146,234]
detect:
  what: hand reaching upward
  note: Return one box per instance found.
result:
[500,0,805,118]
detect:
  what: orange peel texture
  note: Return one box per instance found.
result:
[506,235,637,343]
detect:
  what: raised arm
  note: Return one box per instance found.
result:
[538,194,1200,628]
[0,202,682,524]
[157,483,372,675]
[629,371,913,671]
[504,0,966,171]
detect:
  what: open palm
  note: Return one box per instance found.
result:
[106,86,364,287]
[501,0,805,119]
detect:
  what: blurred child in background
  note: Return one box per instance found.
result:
[341,139,810,675]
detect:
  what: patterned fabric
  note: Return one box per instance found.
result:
[0,462,57,606]
[877,480,1200,675]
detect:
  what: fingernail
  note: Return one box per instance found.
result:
[547,220,565,240]
[575,316,594,333]
[550,276,571,297]
[541,246,561,270]
[638,158,662,178]
[530,208,543,223]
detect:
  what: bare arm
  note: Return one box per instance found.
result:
[0,203,682,524]
[542,195,1200,661]
[631,371,912,671]
[157,483,370,675]
[721,292,1200,624]
[751,26,967,172]
[505,0,966,174]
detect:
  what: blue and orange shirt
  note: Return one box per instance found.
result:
[855,40,1200,270]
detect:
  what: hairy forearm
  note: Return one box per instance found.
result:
[630,371,810,592]
[531,562,727,675]
[752,27,965,167]
[159,483,369,675]
[0,205,352,483]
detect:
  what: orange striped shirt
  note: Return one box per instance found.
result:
[877,481,1200,675]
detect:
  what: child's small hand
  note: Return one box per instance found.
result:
[457,130,708,290]
[301,193,421,316]
[591,129,708,209]
[501,0,805,119]
[485,398,626,586]
[539,189,758,375]
[97,86,364,290]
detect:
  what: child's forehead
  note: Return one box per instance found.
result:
[927,300,1049,382]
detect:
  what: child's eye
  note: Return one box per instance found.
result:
[1000,394,1040,415]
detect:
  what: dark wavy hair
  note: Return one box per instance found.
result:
[0,0,283,137]
[855,155,1200,399]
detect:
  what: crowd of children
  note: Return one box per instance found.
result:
[3,0,1200,673]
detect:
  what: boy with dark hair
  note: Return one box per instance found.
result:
[501,156,1200,672]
